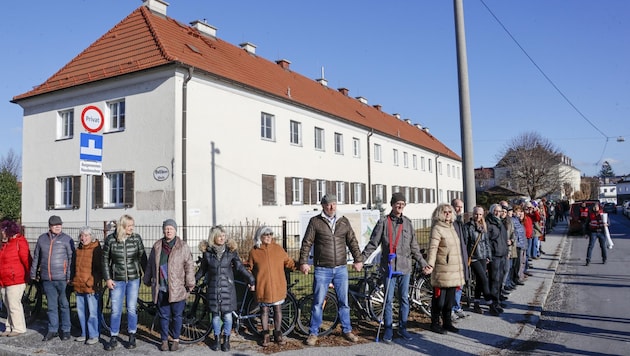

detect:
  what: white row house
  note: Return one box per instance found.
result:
[12,0,462,234]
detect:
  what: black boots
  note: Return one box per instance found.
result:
[273,330,286,345]
[105,336,118,351]
[127,333,136,349]
[211,334,220,351]
[221,335,230,352]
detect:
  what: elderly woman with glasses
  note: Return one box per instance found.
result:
[247,226,295,347]
[425,203,465,334]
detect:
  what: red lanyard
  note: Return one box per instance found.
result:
[387,216,403,254]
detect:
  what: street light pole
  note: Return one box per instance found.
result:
[211,141,220,226]
[454,0,477,210]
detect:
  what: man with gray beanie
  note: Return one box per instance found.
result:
[144,219,195,351]
[362,192,428,343]
[31,215,75,341]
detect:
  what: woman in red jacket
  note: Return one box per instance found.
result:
[0,220,32,337]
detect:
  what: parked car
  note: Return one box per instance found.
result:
[568,200,600,235]
[603,202,617,214]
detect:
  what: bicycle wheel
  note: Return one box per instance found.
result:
[99,288,112,335]
[367,282,399,327]
[409,276,432,317]
[297,292,338,336]
[176,285,211,344]
[245,292,298,337]
[22,281,43,325]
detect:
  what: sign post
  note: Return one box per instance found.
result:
[80,106,105,226]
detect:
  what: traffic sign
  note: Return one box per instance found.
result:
[80,133,103,161]
[81,106,104,133]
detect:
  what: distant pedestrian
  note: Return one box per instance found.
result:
[31,215,75,342]
[585,204,608,266]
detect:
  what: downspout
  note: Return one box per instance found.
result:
[181,67,194,241]
[435,154,440,206]
[367,129,374,209]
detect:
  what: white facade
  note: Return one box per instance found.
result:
[18,66,462,228]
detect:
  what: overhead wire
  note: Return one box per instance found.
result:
[478,0,612,165]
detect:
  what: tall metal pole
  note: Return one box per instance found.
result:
[454,0,476,210]
[85,174,90,226]
[211,141,217,226]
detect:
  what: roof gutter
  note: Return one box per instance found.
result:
[181,66,194,240]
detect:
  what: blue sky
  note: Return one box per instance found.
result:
[1,0,628,177]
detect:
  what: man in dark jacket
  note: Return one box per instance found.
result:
[362,192,428,343]
[299,194,364,346]
[31,215,75,341]
[485,204,508,314]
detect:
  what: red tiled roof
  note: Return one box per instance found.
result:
[13,6,460,160]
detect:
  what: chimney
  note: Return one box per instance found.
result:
[404,119,412,124]
[415,123,423,130]
[338,87,349,96]
[356,96,368,104]
[423,127,430,133]
[276,59,291,70]
[143,0,169,16]
[190,20,217,37]
[316,78,328,86]
[373,104,382,111]
[393,113,401,119]
[239,42,256,54]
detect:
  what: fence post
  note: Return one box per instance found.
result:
[282,220,287,251]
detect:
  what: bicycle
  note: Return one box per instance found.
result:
[296,263,391,336]
[232,276,299,337]
[0,280,43,326]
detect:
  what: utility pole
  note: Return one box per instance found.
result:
[454,0,476,210]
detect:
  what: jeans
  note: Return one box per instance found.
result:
[587,231,607,262]
[158,291,185,341]
[470,260,491,300]
[383,273,410,328]
[109,278,140,336]
[42,280,71,333]
[310,265,351,335]
[452,288,462,312]
[76,292,100,339]
[529,236,539,259]
[211,312,233,336]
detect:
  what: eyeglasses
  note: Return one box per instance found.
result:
[262,233,273,236]
[444,211,453,214]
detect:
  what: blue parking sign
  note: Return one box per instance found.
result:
[80,133,103,161]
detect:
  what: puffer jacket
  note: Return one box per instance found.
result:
[362,213,427,277]
[72,240,103,294]
[463,221,491,263]
[31,231,74,282]
[144,236,195,304]
[426,221,465,288]
[102,232,147,282]
[0,234,31,287]
[513,217,527,249]
[196,239,255,313]
[298,213,364,267]
[486,214,508,257]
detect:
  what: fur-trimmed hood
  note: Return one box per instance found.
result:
[198,237,237,253]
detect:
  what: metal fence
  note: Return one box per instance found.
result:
[22,218,432,300]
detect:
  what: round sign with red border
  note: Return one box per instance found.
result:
[81,106,105,133]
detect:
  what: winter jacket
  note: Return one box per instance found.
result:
[453,216,470,281]
[0,234,31,287]
[72,240,103,294]
[144,236,195,304]
[31,231,74,282]
[102,232,147,282]
[196,240,255,313]
[426,221,465,288]
[298,213,364,267]
[513,217,527,249]
[362,213,427,277]
[504,216,517,258]
[248,241,295,304]
[463,221,491,263]
[486,214,508,257]
[523,215,533,239]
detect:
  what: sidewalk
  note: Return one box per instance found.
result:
[0,222,568,356]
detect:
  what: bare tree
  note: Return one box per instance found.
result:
[495,132,567,199]
[0,149,21,177]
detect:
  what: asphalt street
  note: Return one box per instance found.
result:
[0,221,568,356]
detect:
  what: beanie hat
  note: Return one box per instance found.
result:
[48,215,63,226]
[390,192,406,205]
[162,219,177,231]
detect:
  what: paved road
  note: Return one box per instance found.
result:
[0,221,569,356]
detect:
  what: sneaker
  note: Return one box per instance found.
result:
[450,311,460,323]
[343,332,359,343]
[6,331,22,337]
[75,336,86,342]
[160,340,169,351]
[0,331,10,337]
[43,332,59,341]
[454,309,468,319]
[383,327,393,343]
[398,328,413,341]
[171,341,179,351]
[86,338,99,345]
[61,332,71,341]
[305,334,318,346]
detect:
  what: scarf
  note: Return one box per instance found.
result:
[213,244,226,260]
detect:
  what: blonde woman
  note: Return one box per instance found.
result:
[102,215,147,351]
[425,203,465,334]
